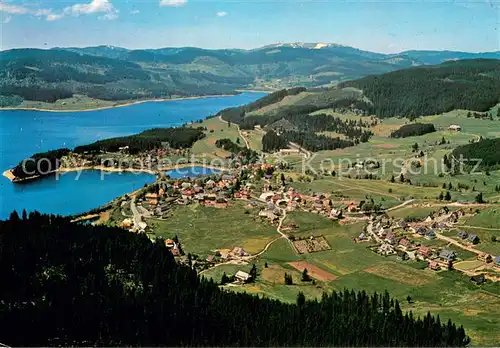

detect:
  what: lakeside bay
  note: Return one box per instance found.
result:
[0,92,266,218]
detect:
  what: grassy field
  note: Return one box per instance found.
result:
[146,201,278,257]
[201,209,500,346]
[190,117,244,159]
[18,95,120,110]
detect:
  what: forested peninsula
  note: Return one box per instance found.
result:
[5,127,205,182]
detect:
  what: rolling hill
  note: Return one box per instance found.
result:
[1,44,499,107]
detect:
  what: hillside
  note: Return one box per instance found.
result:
[340,59,500,118]
[451,137,500,170]
[0,212,470,346]
[1,44,498,108]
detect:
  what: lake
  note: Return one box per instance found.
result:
[0,93,265,218]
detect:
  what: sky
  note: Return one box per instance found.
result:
[0,0,499,53]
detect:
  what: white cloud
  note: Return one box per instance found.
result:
[0,1,28,15]
[64,0,118,20]
[3,15,11,23]
[0,1,63,21]
[159,0,187,7]
[46,13,64,21]
[216,11,227,17]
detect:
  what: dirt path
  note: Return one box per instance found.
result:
[459,225,500,231]
[385,199,415,212]
[434,232,483,255]
[332,180,399,199]
[218,115,250,149]
[199,206,295,275]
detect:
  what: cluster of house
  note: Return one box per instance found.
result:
[369,219,460,269]
[365,209,500,273]
[135,173,258,217]
[205,247,250,264]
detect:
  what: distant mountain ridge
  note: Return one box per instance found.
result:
[1,43,499,107]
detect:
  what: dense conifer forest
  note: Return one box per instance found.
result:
[262,130,355,152]
[11,148,70,180]
[450,137,500,170]
[74,127,205,154]
[0,212,471,346]
[215,138,260,163]
[390,123,436,138]
[341,59,500,118]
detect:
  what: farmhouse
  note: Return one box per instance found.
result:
[470,274,486,285]
[235,270,252,283]
[448,124,461,132]
[468,234,480,244]
[399,237,411,250]
[439,249,456,262]
[478,253,493,263]
[418,246,432,258]
[457,231,468,240]
[429,261,440,271]
[278,148,300,155]
[425,230,436,240]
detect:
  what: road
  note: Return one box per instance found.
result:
[130,197,144,228]
[288,142,311,159]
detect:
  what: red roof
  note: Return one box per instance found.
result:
[419,246,431,255]
[399,238,410,246]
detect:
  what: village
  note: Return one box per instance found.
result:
[96,158,500,285]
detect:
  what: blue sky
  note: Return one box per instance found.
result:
[1,0,498,53]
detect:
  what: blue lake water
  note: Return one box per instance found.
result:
[0,93,265,218]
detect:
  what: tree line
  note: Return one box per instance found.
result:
[390,123,436,138]
[74,127,205,154]
[262,130,356,152]
[0,212,470,346]
[11,148,70,180]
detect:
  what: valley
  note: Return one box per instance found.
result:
[2,56,500,347]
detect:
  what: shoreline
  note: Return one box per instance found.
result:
[0,94,237,113]
[3,163,227,183]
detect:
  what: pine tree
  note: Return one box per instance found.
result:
[301,268,311,282]
[475,192,484,204]
[444,191,451,201]
[249,264,257,280]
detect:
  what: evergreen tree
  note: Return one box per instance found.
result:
[445,191,452,201]
[475,192,484,204]
[301,268,311,282]
[249,264,257,280]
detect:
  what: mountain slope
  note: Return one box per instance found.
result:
[340,59,500,118]
[1,44,499,107]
